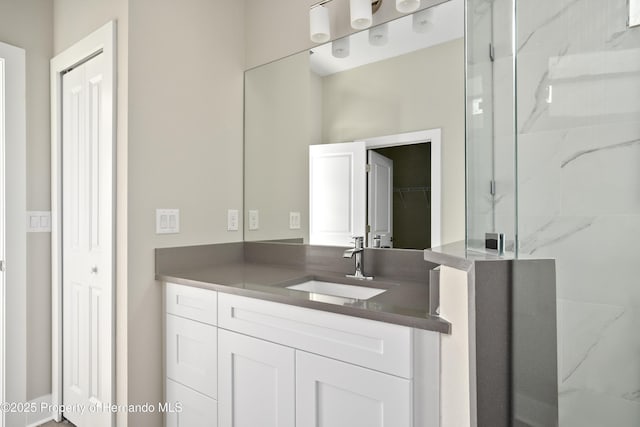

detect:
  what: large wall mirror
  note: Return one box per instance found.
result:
[244,0,465,249]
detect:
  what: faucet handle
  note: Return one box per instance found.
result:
[351,236,364,248]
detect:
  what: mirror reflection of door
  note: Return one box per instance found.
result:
[309,141,366,247]
[371,143,431,250]
[367,151,393,248]
[309,138,433,250]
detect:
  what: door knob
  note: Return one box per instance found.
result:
[91,266,98,274]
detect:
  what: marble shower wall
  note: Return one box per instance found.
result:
[515,0,640,425]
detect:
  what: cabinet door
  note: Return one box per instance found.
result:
[296,351,412,427]
[166,314,217,398]
[166,379,217,427]
[218,329,295,427]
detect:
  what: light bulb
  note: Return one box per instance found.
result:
[350,0,372,30]
[310,5,330,43]
[396,0,420,14]
[369,23,389,46]
[412,8,434,33]
[332,37,350,58]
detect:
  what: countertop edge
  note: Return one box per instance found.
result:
[157,273,452,334]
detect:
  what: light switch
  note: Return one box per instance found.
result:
[289,211,301,230]
[248,210,259,231]
[27,211,52,233]
[227,209,239,231]
[156,209,180,234]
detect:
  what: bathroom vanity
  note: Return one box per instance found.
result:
[157,241,559,427]
[157,242,448,427]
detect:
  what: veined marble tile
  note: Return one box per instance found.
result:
[516,0,640,135]
[560,305,640,403]
[559,388,640,427]
[517,121,640,222]
[557,299,625,384]
[519,215,640,307]
[560,132,640,216]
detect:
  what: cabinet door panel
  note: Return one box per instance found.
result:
[166,314,217,398]
[166,379,217,427]
[218,330,295,427]
[296,351,412,427]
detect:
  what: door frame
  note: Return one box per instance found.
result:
[50,21,116,423]
[0,41,27,427]
[362,128,442,248]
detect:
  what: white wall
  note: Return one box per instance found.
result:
[127,1,245,425]
[439,265,471,427]
[0,0,53,402]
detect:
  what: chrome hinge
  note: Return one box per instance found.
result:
[0,260,4,272]
[490,180,496,195]
[366,164,371,173]
[489,43,495,62]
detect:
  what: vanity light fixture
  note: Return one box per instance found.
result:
[396,0,421,13]
[309,0,384,43]
[310,3,331,43]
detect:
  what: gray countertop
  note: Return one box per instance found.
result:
[157,261,451,334]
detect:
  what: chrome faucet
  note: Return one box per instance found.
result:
[343,237,373,280]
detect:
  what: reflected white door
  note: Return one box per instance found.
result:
[62,53,113,427]
[367,151,393,248]
[309,142,366,246]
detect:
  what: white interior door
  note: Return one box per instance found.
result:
[62,52,113,427]
[367,150,393,248]
[309,141,366,247]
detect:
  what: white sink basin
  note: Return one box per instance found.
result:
[287,280,386,300]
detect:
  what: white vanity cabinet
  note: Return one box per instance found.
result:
[296,351,412,427]
[165,283,218,427]
[164,282,440,427]
[218,329,295,427]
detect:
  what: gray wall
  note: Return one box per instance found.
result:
[127,1,245,425]
[0,0,53,402]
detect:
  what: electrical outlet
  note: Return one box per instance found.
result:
[227,209,239,231]
[289,211,301,230]
[248,210,259,231]
[156,209,180,234]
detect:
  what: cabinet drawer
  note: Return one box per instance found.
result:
[296,351,412,427]
[218,293,413,378]
[166,314,217,398]
[166,379,217,427]
[166,282,217,325]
